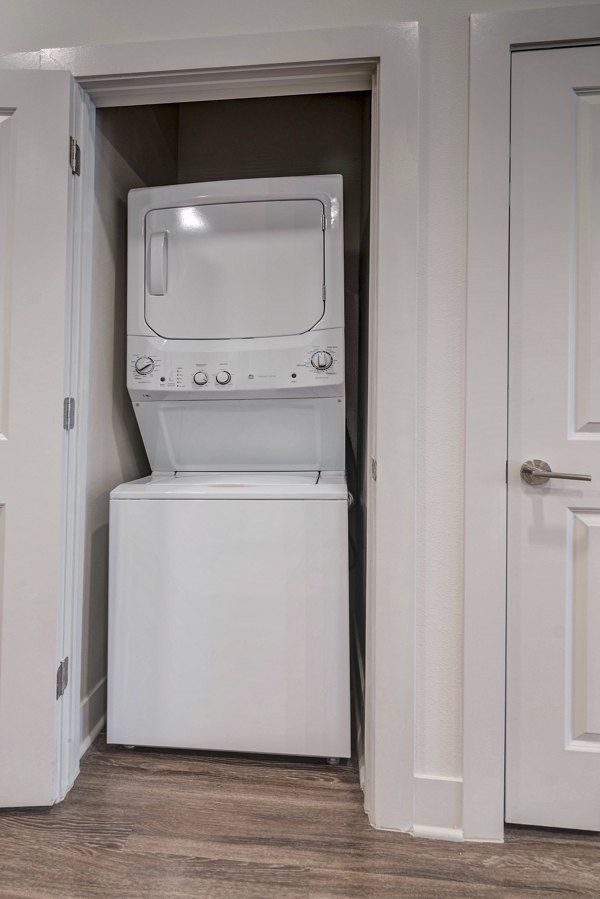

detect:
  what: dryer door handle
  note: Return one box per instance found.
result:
[147,231,168,296]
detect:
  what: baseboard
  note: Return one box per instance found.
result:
[79,676,107,758]
[414,773,463,839]
[350,606,365,789]
[412,824,464,842]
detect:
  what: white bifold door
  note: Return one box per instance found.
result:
[0,70,74,806]
[508,46,600,830]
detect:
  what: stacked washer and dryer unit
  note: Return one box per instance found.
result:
[107,175,350,761]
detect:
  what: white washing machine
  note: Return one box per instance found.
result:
[107,175,350,759]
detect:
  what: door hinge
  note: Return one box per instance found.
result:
[371,458,377,481]
[63,396,75,430]
[69,136,81,176]
[56,657,69,699]
[321,212,326,230]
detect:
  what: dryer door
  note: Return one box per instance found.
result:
[144,199,325,339]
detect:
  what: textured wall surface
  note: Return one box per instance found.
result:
[1,0,596,780]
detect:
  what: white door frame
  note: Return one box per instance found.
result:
[465,3,600,842]
[9,24,419,830]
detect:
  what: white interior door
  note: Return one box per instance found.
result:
[0,69,73,806]
[507,45,600,830]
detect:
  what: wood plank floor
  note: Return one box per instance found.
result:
[1,737,599,898]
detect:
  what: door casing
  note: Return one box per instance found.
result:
[3,24,420,832]
[466,2,600,843]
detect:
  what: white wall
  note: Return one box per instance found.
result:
[1,0,596,784]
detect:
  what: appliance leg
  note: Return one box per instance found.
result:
[327,757,340,766]
[122,745,136,750]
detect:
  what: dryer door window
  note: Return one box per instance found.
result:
[144,199,325,340]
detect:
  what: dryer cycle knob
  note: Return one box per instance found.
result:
[311,351,333,371]
[135,356,154,375]
[193,371,208,386]
[216,370,231,385]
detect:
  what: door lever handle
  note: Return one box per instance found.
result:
[520,459,592,486]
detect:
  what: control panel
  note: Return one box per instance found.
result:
[127,329,344,401]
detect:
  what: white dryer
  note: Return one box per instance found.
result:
[107,175,350,759]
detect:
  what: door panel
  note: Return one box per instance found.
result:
[0,70,72,806]
[574,92,600,433]
[508,47,600,830]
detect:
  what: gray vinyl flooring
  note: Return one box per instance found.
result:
[0,736,599,898]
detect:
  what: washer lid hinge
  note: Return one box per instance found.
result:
[69,136,81,176]
[56,657,69,699]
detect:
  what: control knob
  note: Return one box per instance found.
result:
[193,371,208,386]
[216,370,232,385]
[135,356,154,375]
[311,351,333,371]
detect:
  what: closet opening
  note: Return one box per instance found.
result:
[79,90,371,779]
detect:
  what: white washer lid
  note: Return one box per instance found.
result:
[110,471,348,500]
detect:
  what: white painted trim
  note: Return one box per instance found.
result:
[54,76,83,803]
[40,24,419,832]
[58,87,96,800]
[412,825,465,843]
[75,62,374,107]
[465,2,600,843]
[40,26,395,78]
[80,716,106,760]
[361,32,418,832]
[362,64,381,825]
[414,774,463,835]
[80,677,107,758]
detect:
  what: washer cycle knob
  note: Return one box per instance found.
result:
[135,356,154,375]
[311,351,333,371]
[193,371,208,386]
[216,370,232,385]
